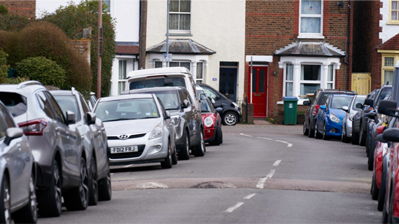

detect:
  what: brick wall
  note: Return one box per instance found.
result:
[240,102,254,124]
[0,0,36,19]
[245,0,353,118]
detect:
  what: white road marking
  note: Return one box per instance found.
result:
[257,137,273,140]
[273,160,281,167]
[256,169,276,189]
[240,133,253,137]
[225,202,244,213]
[275,140,293,147]
[243,193,256,200]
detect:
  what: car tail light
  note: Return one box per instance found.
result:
[369,107,373,110]
[312,105,320,115]
[376,125,386,135]
[18,119,47,136]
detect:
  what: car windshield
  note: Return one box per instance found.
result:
[330,95,354,109]
[0,92,27,117]
[200,99,212,113]
[376,88,392,107]
[94,98,159,122]
[129,78,186,90]
[352,96,366,110]
[53,95,81,121]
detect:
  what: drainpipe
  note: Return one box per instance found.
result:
[344,0,351,91]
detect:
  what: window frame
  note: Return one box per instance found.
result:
[389,0,399,24]
[118,60,127,95]
[327,64,335,89]
[169,0,191,34]
[196,62,204,84]
[283,64,294,97]
[299,64,322,96]
[381,55,398,84]
[169,61,191,71]
[298,0,324,39]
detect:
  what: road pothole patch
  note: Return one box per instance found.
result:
[191,181,236,189]
[135,182,169,189]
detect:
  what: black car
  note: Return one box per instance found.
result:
[303,89,356,138]
[122,86,206,160]
[198,84,241,126]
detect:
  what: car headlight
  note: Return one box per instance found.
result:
[330,113,341,124]
[149,122,163,140]
[171,115,180,127]
[204,117,213,127]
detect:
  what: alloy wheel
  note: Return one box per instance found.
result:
[3,179,10,224]
[224,113,237,126]
[29,176,37,222]
[54,163,62,214]
[200,132,205,153]
[79,159,89,208]
[91,158,98,203]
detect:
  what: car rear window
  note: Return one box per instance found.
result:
[316,93,331,105]
[53,95,81,121]
[131,90,180,110]
[0,92,27,117]
[375,87,392,107]
[129,78,186,90]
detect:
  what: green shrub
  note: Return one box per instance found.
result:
[41,0,116,96]
[0,49,9,83]
[0,14,30,32]
[0,5,8,15]
[16,56,66,88]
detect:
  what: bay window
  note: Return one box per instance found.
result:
[300,65,320,95]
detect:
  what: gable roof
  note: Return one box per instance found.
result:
[116,45,139,55]
[274,41,345,57]
[147,39,216,55]
[378,33,399,50]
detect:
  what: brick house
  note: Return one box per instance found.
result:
[0,0,35,19]
[245,0,353,119]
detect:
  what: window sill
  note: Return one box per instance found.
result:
[297,35,325,39]
[386,21,399,25]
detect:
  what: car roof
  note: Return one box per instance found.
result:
[318,89,356,93]
[99,94,154,102]
[123,86,184,95]
[50,90,74,96]
[127,67,191,79]
[0,83,46,94]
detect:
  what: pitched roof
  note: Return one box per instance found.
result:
[274,41,345,57]
[116,45,139,55]
[378,33,399,50]
[147,39,216,55]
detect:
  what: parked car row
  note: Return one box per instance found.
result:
[0,81,112,223]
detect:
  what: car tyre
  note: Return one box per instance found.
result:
[308,120,315,138]
[388,183,395,223]
[193,131,206,157]
[178,130,190,160]
[171,145,178,165]
[378,165,387,211]
[161,141,173,169]
[341,124,346,143]
[223,112,237,126]
[315,123,322,139]
[0,175,11,224]
[37,160,62,217]
[322,123,330,140]
[359,123,367,146]
[368,147,374,171]
[351,123,360,145]
[65,157,89,211]
[303,121,309,135]
[88,155,98,206]
[13,171,37,223]
[98,166,112,201]
[371,174,379,200]
[211,125,223,146]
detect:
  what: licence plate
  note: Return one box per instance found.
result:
[110,146,138,154]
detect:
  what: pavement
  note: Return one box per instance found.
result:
[38,124,380,223]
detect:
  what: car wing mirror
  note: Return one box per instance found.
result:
[377,133,387,143]
[367,112,377,119]
[320,105,326,111]
[383,128,399,142]
[87,112,96,125]
[66,110,76,125]
[182,100,190,109]
[364,99,374,107]
[341,106,349,112]
[378,100,398,117]
[215,107,223,113]
[355,103,363,109]
[165,111,171,119]
[4,128,23,145]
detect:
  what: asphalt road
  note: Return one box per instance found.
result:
[39,124,381,223]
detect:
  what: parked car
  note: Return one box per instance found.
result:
[123,87,206,159]
[315,93,356,140]
[126,67,200,111]
[196,85,215,104]
[341,94,366,143]
[303,89,356,138]
[50,88,112,204]
[198,83,241,126]
[365,85,392,162]
[0,101,37,223]
[87,92,97,111]
[0,81,89,217]
[199,96,223,145]
[93,94,179,168]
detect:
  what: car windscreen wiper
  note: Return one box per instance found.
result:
[103,118,137,122]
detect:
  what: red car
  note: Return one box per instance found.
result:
[199,98,223,145]
[371,125,388,211]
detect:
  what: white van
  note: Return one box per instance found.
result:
[125,67,199,109]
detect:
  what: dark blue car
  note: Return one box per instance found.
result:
[315,93,356,140]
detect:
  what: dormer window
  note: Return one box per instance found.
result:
[299,0,323,38]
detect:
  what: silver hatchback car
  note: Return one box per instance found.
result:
[93,94,177,168]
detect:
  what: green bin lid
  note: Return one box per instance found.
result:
[283,97,298,101]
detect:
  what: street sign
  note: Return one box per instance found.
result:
[162,53,172,62]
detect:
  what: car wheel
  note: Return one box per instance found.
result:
[378,165,387,211]
[315,123,322,139]
[351,122,360,145]
[88,155,98,206]
[359,123,366,146]
[303,121,309,135]
[98,166,112,201]
[65,157,89,211]
[341,124,346,143]
[388,183,395,223]
[211,125,223,146]
[37,160,62,217]
[0,176,11,224]
[322,123,330,140]
[223,112,237,126]
[308,120,315,138]
[171,145,178,165]
[12,171,37,223]
[371,174,379,200]
[193,131,206,157]
[178,130,190,160]
[161,141,173,169]
[367,146,374,171]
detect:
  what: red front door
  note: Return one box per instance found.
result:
[250,66,268,117]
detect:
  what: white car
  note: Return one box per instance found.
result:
[93,94,177,168]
